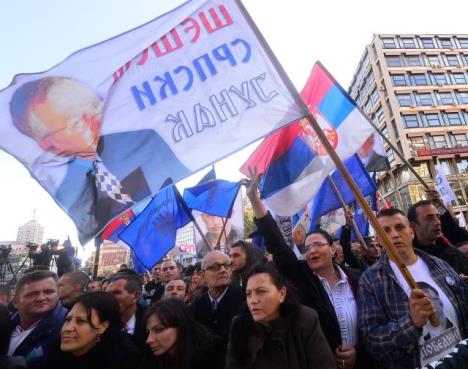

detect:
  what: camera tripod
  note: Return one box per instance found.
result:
[0,254,16,283]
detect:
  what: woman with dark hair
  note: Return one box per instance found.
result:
[226,263,336,369]
[47,292,140,369]
[141,298,223,369]
[0,304,27,369]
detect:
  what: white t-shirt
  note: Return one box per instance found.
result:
[389,257,461,367]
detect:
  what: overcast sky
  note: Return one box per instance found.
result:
[1,0,467,251]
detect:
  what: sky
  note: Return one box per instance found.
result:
[1,0,468,253]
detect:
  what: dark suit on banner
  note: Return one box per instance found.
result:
[56,129,190,243]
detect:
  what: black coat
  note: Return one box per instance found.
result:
[131,303,148,351]
[47,330,140,369]
[140,332,224,369]
[226,304,336,369]
[255,212,361,352]
[413,212,468,275]
[190,285,244,346]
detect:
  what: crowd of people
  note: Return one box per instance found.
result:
[1,178,468,369]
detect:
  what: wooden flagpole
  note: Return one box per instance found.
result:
[192,217,211,251]
[215,217,229,250]
[327,175,368,251]
[306,115,439,326]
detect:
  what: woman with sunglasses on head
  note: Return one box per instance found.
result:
[48,292,140,369]
[141,298,223,369]
[226,263,336,369]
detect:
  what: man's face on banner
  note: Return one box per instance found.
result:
[357,134,375,158]
[25,78,102,159]
[201,213,232,237]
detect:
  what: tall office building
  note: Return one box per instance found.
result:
[16,210,44,245]
[348,34,468,221]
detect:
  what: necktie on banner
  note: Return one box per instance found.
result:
[240,62,382,216]
[118,185,192,269]
[0,0,308,244]
[183,179,241,217]
[94,160,134,205]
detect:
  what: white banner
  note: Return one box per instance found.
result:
[435,160,455,205]
[0,0,307,243]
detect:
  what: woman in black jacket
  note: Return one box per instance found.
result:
[141,298,223,369]
[226,263,336,369]
[47,292,140,369]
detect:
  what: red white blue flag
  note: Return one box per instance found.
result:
[241,62,377,216]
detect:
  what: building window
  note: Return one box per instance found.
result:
[459,38,468,48]
[406,55,422,66]
[439,159,453,175]
[370,89,379,105]
[451,73,467,85]
[439,38,453,48]
[452,133,468,147]
[432,73,447,85]
[391,74,407,86]
[425,113,442,127]
[402,114,420,128]
[421,38,435,49]
[438,92,454,105]
[456,158,468,174]
[445,112,463,125]
[376,107,384,122]
[364,99,372,114]
[409,136,426,150]
[382,125,389,139]
[430,135,448,149]
[386,55,402,67]
[461,54,468,66]
[457,92,468,104]
[417,93,434,106]
[401,38,416,49]
[386,148,395,162]
[427,55,441,66]
[411,73,428,86]
[382,38,396,49]
[413,162,431,178]
[446,55,459,66]
[397,94,413,107]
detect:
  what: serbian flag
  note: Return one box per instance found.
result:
[101,209,135,243]
[240,62,376,216]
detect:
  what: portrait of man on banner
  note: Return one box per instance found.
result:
[194,194,244,258]
[9,76,188,243]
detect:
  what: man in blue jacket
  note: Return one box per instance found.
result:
[8,270,67,369]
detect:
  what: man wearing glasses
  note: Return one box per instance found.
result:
[190,250,244,355]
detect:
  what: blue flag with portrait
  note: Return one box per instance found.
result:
[119,185,192,269]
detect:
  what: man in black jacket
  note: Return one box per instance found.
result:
[190,250,244,349]
[107,274,147,350]
[408,192,468,277]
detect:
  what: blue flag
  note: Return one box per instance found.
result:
[119,185,192,269]
[130,251,147,274]
[198,166,217,184]
[183,179,241,218]
[311,155,376,223]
